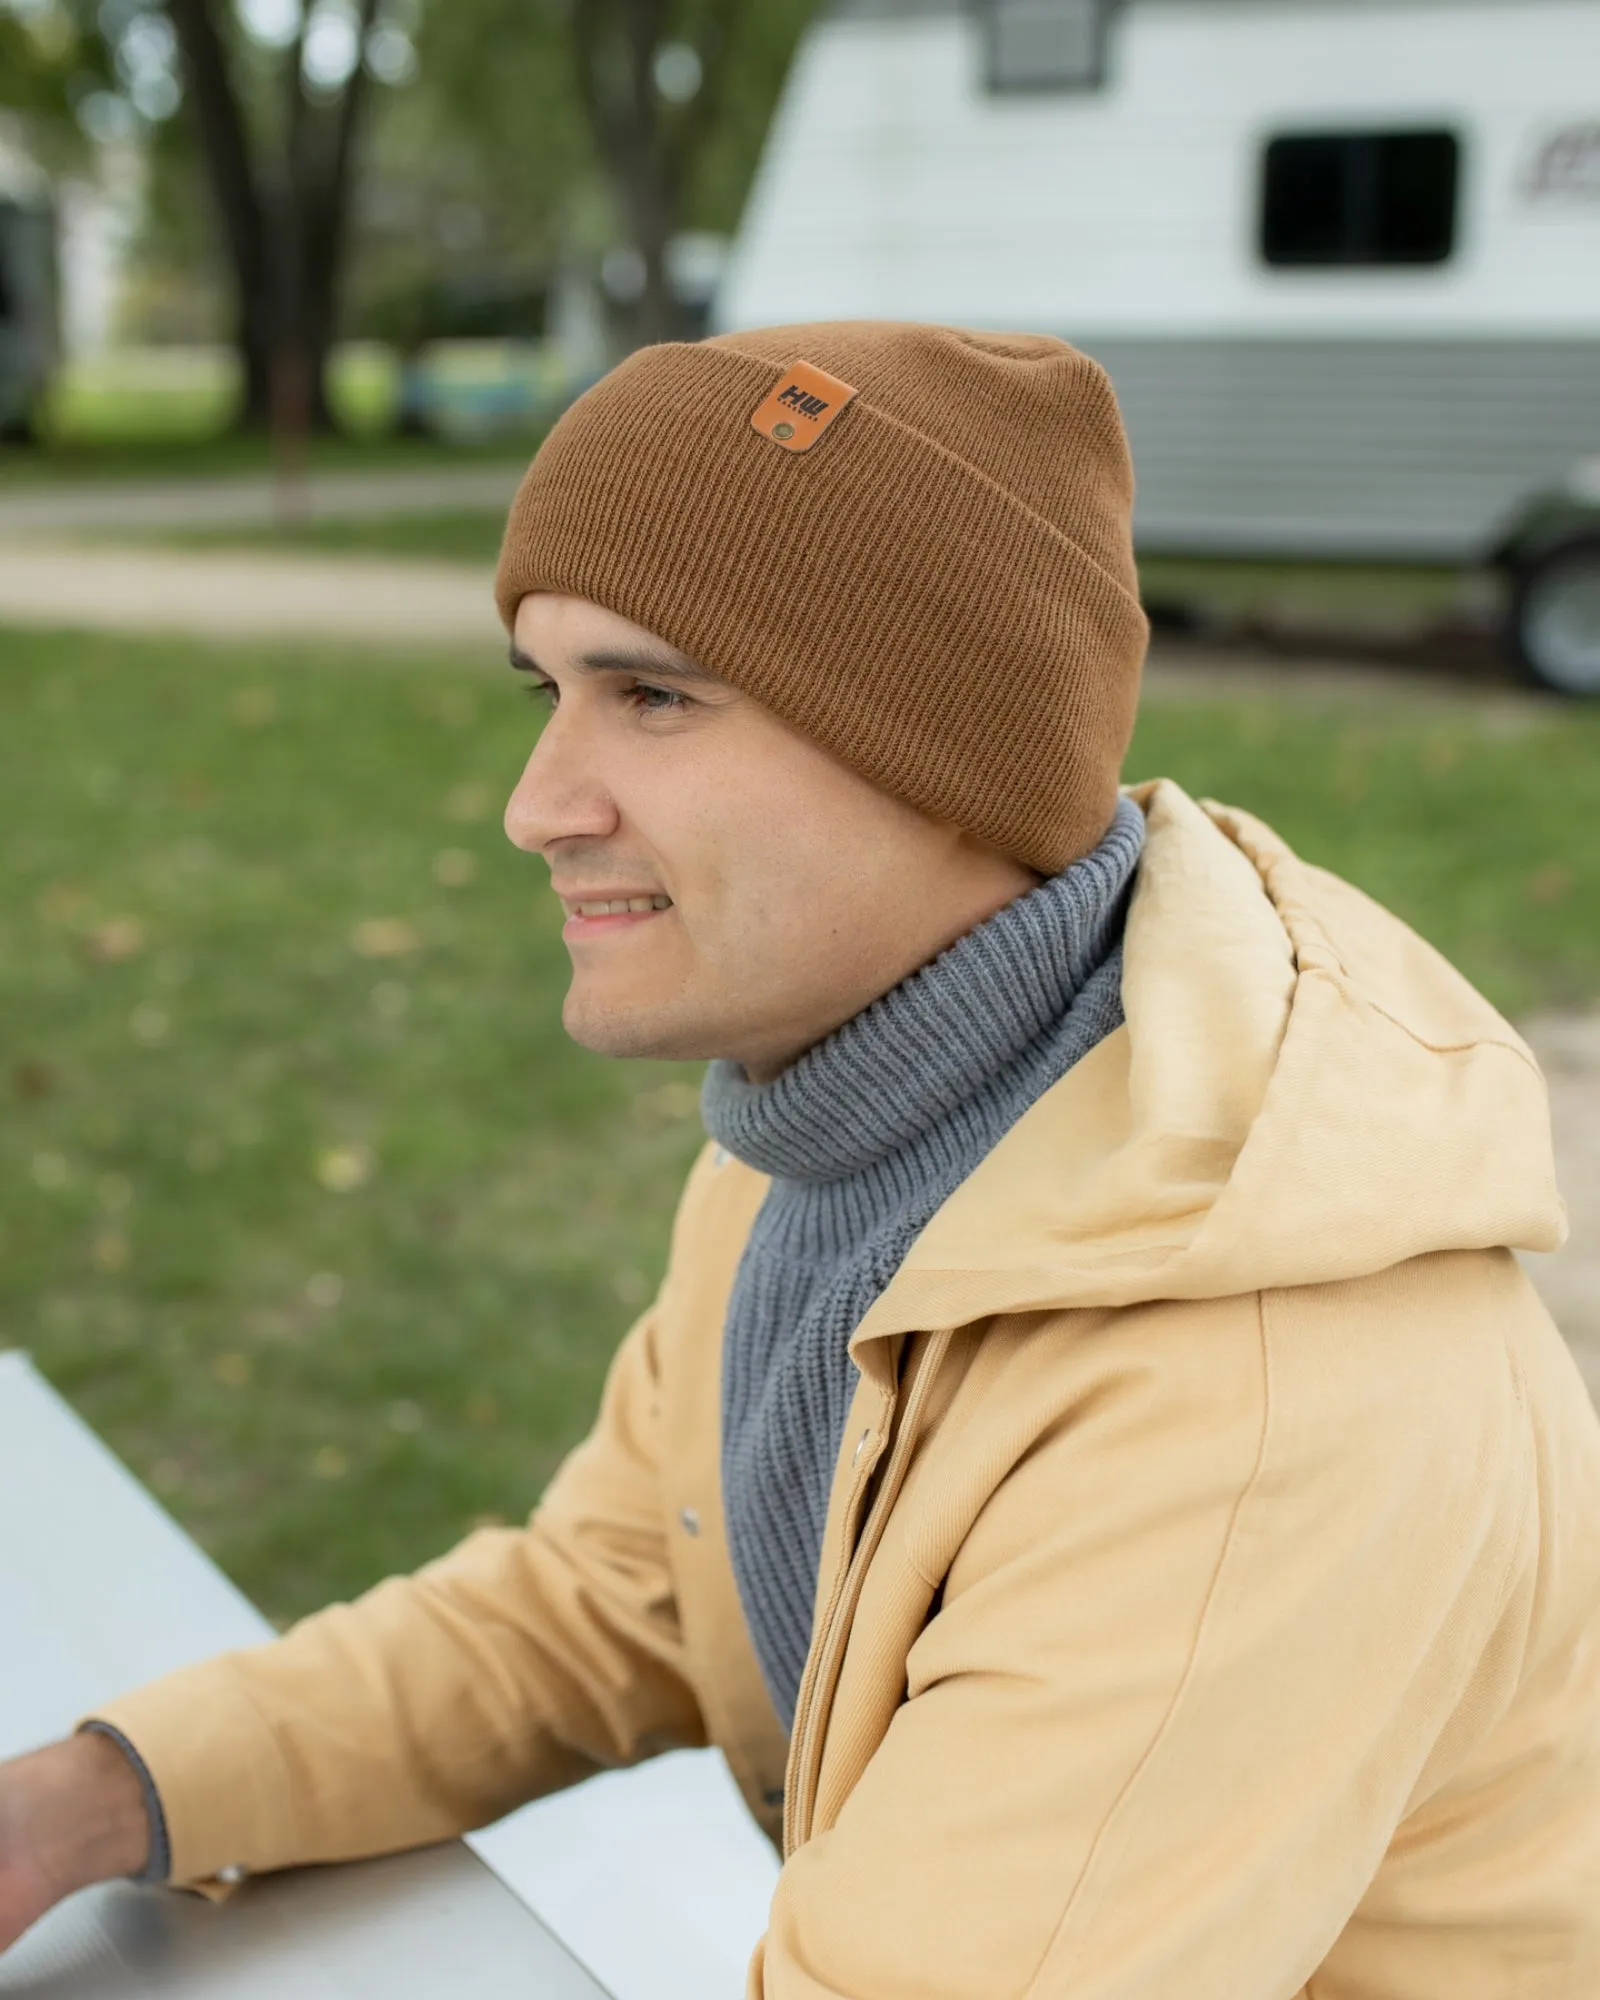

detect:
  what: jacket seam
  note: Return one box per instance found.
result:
[1023,1288,1276,1996]
[1364,995,1547,1074]
[1489,1314,1540,1674]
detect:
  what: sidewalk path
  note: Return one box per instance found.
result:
[0,463,525,539]
[1522,1013,1600,1401]
[0,543,500,647]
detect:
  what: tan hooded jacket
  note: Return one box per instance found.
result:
[97,782,1600,1998]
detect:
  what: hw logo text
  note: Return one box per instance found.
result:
[776,383,832,421]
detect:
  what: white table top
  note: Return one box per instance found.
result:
[0,1349,786,1999]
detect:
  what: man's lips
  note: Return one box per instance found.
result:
[555,890,674,940]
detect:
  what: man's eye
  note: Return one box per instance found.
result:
[631,682,686,714]
[523,681,557,706]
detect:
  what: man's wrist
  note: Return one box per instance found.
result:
[4,1734,153,1897]
[77,1725,169,1884]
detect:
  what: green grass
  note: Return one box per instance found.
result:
[1,627,705,1622]
[1139,555,1485,640]
[0,346,546,486]
[0,436,532,490]
[3,625,1597,1622]
[158,507,512,565]
[1130,693,1600,1015]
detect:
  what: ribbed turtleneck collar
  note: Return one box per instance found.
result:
[701,796,1145,1186]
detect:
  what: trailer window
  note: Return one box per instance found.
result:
[983,0,1114,92]
[1260,130,1460,266]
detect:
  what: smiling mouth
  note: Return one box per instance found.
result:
[564,894,673,917]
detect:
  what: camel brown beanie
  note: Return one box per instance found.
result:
[494,321,1147,873]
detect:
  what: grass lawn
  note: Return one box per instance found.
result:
[157,507,516,566]
[4,624,1597,1624]
[0,435,535,491]
[0,347,546,488]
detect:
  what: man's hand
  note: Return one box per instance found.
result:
[0,1734,151,1955]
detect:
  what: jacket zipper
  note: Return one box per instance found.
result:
[783,1326,955,1855]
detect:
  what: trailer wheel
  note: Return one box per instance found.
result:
[1511,536,1600,696]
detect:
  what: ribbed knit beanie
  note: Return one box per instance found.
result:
[494,321,1147,874]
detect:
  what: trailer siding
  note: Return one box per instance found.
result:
[720,0,1600,558]
[1087,335,1600,558]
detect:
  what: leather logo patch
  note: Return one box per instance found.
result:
[750,361,859,453]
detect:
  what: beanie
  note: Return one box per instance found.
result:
[494,321,1147,874]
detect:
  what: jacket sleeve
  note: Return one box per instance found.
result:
[89,1302,706,1889]
[753,1268,1544,2000]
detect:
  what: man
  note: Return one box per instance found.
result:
[3,322,1598,1996]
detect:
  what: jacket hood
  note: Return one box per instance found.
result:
[855,780,1566,1348]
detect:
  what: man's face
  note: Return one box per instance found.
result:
[504,593,1036,1080]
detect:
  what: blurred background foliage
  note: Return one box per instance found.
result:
[0,0,822,431]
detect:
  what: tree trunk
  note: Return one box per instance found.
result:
[166,0,277,427]
[291,0,382,430]
[170,0,378,435]
[571,0,747,350]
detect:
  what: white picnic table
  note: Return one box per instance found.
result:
[0,1351,777,1999]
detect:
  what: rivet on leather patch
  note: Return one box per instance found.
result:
[750,361,859,453]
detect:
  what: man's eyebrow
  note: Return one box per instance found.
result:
[507,642,722,687]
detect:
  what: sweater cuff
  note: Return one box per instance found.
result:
[83,1656,297,1891]
[77,1721,170,1885]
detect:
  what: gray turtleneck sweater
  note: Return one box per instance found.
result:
[700,797,1145,1731]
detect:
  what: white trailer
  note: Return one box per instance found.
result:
[0,139,56,444]
[717,0,1600,692]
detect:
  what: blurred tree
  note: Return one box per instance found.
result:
[569,0,818,344]
[0,2,111,171]
[0,0,413,432]
[163,0,386,431]
[1,0,826,426]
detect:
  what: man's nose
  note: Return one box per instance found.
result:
[503,710,619,854]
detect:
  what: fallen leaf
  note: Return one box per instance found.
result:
[130,1005,170,1046]
[611,1267,649,1307]
[1528,863,1572,905]
[370,980,409,1022]
[443,781,493,823]
[432,847,478,888]
[315,1145,372,1193]
[91,1231,129,1271]
[83,917,147,964]
[305,1270,344,1309]
[37,882,90,925]
[232,687,277,727]
[13,1058,56,1100]
[351,917,423,960]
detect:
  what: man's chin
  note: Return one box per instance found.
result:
[562,989,711,1064]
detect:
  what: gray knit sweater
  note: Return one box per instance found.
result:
[701,797,1145,1730]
